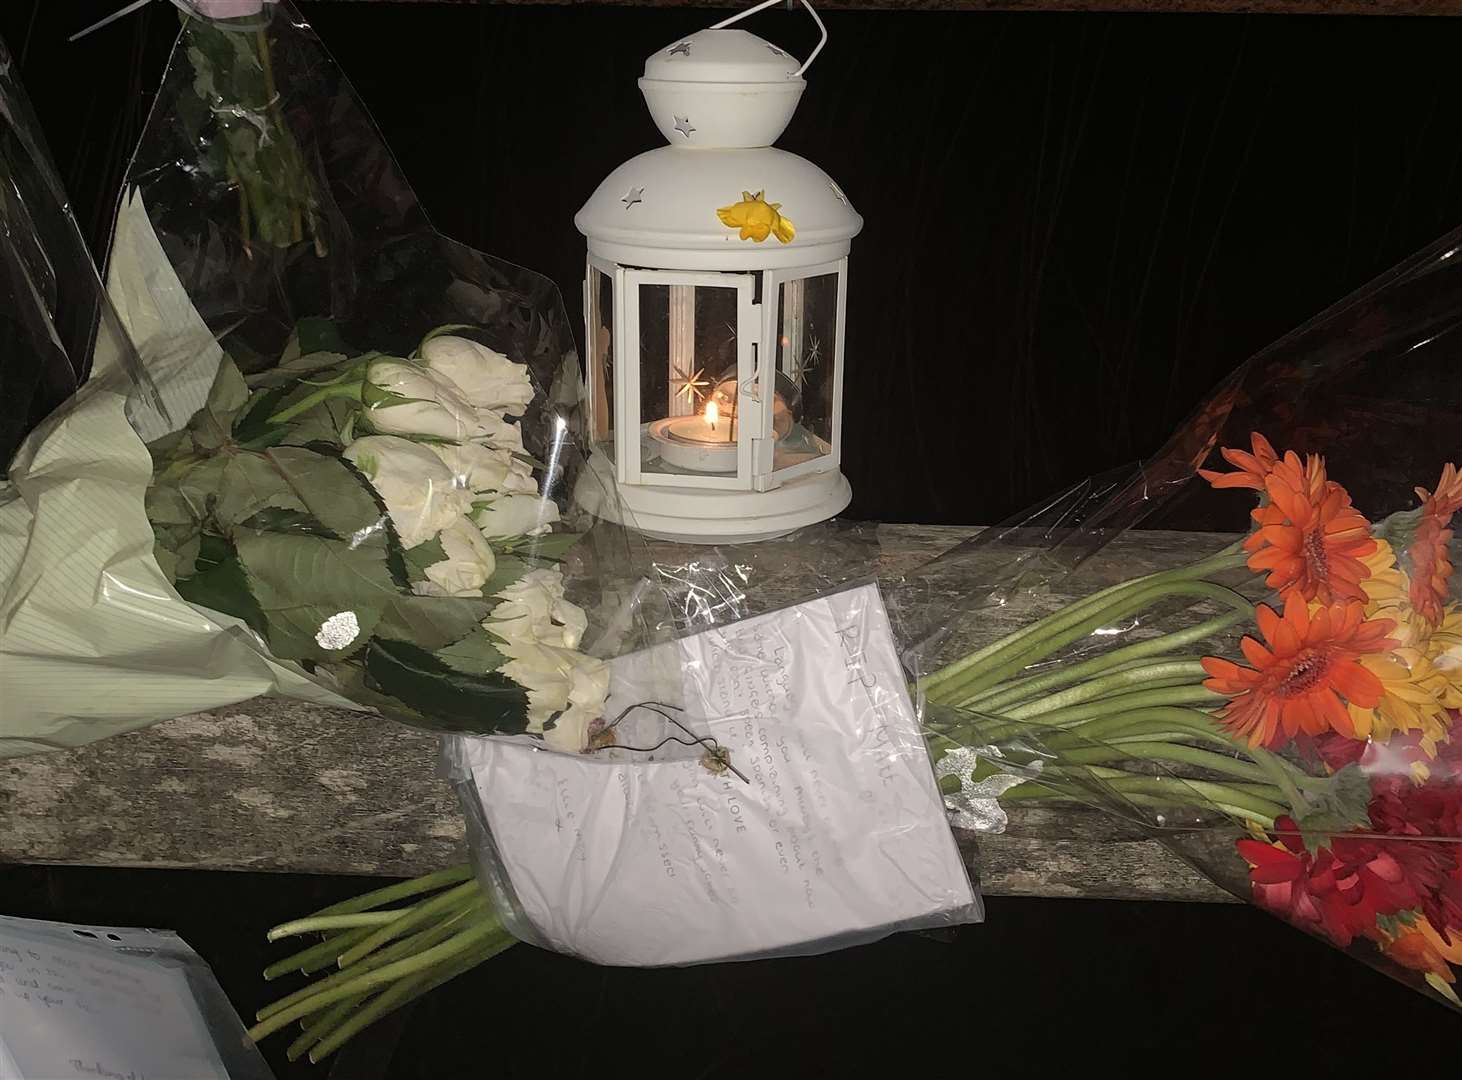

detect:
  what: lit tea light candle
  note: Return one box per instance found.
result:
[648,398,739,473]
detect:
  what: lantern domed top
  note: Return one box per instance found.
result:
[640,29,804,149]
[576,2,860,271]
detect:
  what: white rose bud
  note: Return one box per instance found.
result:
[474,493,559,540]
[498,640,610,752]
[429,441,536,497]
[488,567,588,650]
[343,435,474,548]
[413,516,497,598]
[420,335,535,417]
[365,358,487,442]
[475,409,526,455]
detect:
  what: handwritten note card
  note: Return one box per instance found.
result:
[457,583,979,966]
[0,916,251,1080]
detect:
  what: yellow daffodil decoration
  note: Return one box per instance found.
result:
[716,191,795,244]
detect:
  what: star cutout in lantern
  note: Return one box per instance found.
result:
[668,41,692,57]
[621,186,645,209]
[673,115,696,139]
[788,332,821,390]
[672,364,711,406]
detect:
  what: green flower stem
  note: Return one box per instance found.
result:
[246,915,505,1043]
[266,911,403,942]
[948,684,1224,747]
[961,658,1176,714]
[309,934,517,1064]
[919,546,1246,698]
[961,600,1249,714]
[995,780,1276,828]
[286,994,364,1062]
[931,579,1251,705]
[263,924,376,981]
[1048,741,1274,785]
[337,879,482,969]
[1251,746,1313,817]
[1005,770,1287,822]
[307,866,475,919]
[266,381,364,426]
[256,896,485,1023]
[1038,706,1227,748]
[997,660,1210,720]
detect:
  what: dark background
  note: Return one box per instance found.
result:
[3,3,1461,1075]
[10,1,1462,524]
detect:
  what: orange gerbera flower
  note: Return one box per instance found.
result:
[1244,452,1376,605]
[1382,913,1462,1003]
[1408,463,1462,627]
[1202,594,1396,748]
[1198,432,1281,491]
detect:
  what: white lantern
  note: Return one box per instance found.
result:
[575,0,862,544]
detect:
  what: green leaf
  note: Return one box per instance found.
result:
[481,554,531,599]
[238,507,340,539]
[233,530,394,662]
[403,537,447,582]
[508,531,583,563]
[364,638,529,734]
[299,318,350,357]
[189,357,251,450]
[376,594,492,651]
[245,350,350,389]
[280,317,349,363]
[1375,910,1419,938]
[146,484,197,528]
[153,542,179,585]
[213,452,300,528]
[276,396,360,449]
[205,355,250,418]
[175,534,269,639]
[434,629,508,677]
[233,385,293,447]
[1295,764,1372,851]
[258,447,388,539]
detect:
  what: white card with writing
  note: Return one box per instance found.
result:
[0,916,266,1080]
[457,583,979,966]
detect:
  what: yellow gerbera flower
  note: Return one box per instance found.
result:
[1343,542,1462,754]
[1423,604,1462,711]
[1348,647,1455,755]
[1359,539,1431,646]
[716,191,795,244]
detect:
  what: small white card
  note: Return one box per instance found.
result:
[0,916,260,1080]
[457,583,978,966]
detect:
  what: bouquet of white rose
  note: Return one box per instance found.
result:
[0,0,655,754]
[148,320,609,748]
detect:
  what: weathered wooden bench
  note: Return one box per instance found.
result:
[0,524,1249,903]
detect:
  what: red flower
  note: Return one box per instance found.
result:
[1237,820,1422,947]
[1407,462,1462,627]
[1312,729,1462,785]
[1367,783,1462,941]
[1201,594,1396,748]
[1199,432,1281,491]
[1245,454,1376,606]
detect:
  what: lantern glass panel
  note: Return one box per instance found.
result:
[588,266,614,461]
[772,272,838,472]
[638,281,741,478]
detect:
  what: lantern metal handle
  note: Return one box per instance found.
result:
[709,0,828,78]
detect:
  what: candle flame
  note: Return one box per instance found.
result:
[705,399,719,430]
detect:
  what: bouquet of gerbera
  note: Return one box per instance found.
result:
[913,222,1462,1007]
